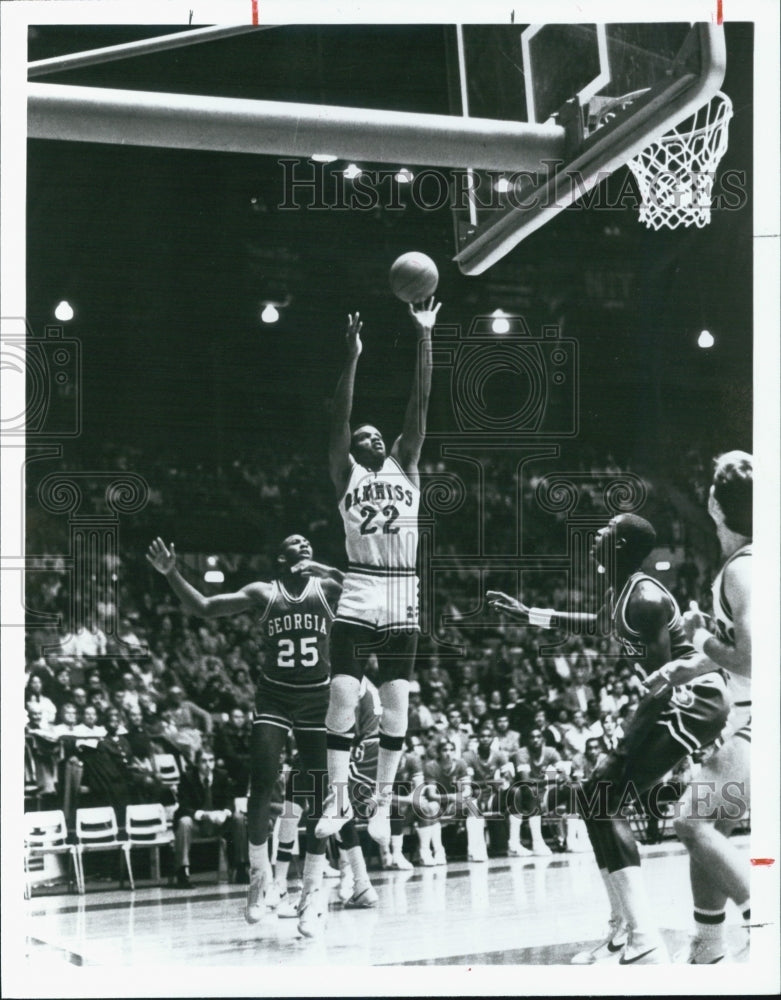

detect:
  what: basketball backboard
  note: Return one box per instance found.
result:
[450,23,727,274]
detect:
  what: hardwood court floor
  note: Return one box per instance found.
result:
[22,837,757,977]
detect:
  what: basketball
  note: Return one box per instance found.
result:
[389,252,439,303]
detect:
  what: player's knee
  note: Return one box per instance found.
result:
[326,675,361,733]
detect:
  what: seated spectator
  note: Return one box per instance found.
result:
[590,711,623,752]
[462,726,514,856]
[469,695,491,733]
[166,684,213,739]
[71,686,89,720]
[85,668,109,702]
[442,708,470,757]
[52,702,81,756]
[503,687,532,736]
[426,690,449,731]
[419,738,474,864]
[486,689,505,722]
[25,705,61,805]
[116,670,142,714]
[494,714,521,755]
[25,673,58,727]
[532,706,566,755]
[562,709,591,758]
[59,624,107,659]
[214,708,251,793]
[173,748,249,887]
[407,682,434,736]
[506,728,564,856]
[88,689,112,724]
[71,704,106,749]
[159,709,202,763]
[561,663,595,715]
[79,707,164,823]
[569,736,607,783]
[50,664,75,711]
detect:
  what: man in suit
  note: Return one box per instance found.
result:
[173,748,248,887]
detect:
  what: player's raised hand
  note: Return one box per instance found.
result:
[290,559,330,579]
[345,312,363,359]
[681,600,708,641]
[409,296,441,333]
[146,537,177,576]
[486,589,530,622]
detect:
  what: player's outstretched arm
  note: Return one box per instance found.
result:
[290,559,344,610]
[146,537,270,618]
[486,589,597,629]
[683,560,751,678]
[391,297,440,483]
[329,312,363,495]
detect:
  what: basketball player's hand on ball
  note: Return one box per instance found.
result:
[146,537,177,575]
[345,312,363,359]
[485,590,530,622]
[681,600,707,641]
[409,297,441,333]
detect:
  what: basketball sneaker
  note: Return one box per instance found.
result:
[338,862,355,904]
[277,893,299,919]
[314,786,353,839]
[433,848,447,866]
[343,883,379,908]
[366,790,392,845]
[389,852,414,871]
[508,843,533,857]
[245,869,267,925]
[618,929,668,965]
[297,888,325,937]
[265,882,282,910]
[675,935,725,964]
[570,918,627,964]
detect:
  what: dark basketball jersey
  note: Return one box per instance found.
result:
[611,572,693,681]
[258,577,334,686]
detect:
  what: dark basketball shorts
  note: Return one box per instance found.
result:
[253,675,329,734]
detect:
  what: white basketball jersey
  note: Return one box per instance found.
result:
[339,455,420,571]
[711,543,751,705]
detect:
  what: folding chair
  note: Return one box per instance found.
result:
[154,753,181,799]
[24,810,82,896]
[74,806,134,892]
[125,803,174,883]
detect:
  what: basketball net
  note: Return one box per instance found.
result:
[626,92,734,230]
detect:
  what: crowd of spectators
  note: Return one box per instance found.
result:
[23,441,725,871]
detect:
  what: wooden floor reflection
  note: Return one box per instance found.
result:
[25,839,752,970]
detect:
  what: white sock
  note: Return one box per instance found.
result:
[418,824,435,856]
[528,814,546,846]
[302,851,326,894]
[508,814,522,846]
[249,842,271,879]
[343,845,370,892]
[326,748,352,811]
[610,867,658,936]
[600,867,624,924]
[391,833,405,856]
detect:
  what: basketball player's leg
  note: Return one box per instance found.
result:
[317,620,375,836]
[574,697,699,963]
[673,735,751,962]
[371,629,418,843]
[289,725,331,935]
[246,718,289,924]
